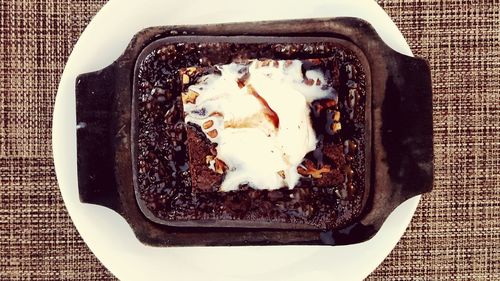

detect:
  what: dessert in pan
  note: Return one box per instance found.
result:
[135,39,368,230]
[76,18,433,246]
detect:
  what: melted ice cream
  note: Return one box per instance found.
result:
[183,60,337,191]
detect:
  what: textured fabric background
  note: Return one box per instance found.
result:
[0,0,498,280]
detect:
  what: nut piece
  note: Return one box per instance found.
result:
[209,111,223,117]
[330,110,341,133]
[182,90,199,104]
[205,155,215,164]
[333,111,341,122]
[203,120,214,129]
[214,158,228,174]
[182,74,190,84]
[304,78,315,86]
[277,170,286,179]
[206,129,218,138]
[297,159,331,179]
[185,67,197,75]
[332,122,342,133]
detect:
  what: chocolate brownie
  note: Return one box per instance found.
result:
[135,41,367,229]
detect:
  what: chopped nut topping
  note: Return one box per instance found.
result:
[185,67,197,75]
[304,78,315,86]
[297,159,331,179]
[206,129,218,138]
[214,158,228,174]
[205,155,215,164]
[277,170,286,179]
[332,122,342,133]
[209,111,223,117]
[325,109,341,134]
[333,111,341,122]
[202,120,214,129]
[182,90,199,104]
[182,74,190,84]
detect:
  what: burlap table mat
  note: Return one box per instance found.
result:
[1,0,498,280]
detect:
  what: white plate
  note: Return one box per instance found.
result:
[53,0,420,280]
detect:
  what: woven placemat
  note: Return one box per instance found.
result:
[0,0,498,280]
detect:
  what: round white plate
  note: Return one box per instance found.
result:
[53,0,420,280]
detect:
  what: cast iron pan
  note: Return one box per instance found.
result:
[75,17,433,246]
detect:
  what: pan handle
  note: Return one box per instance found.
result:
[382,54,434,200]
[76,64,123,214]
[340,53,434,243]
